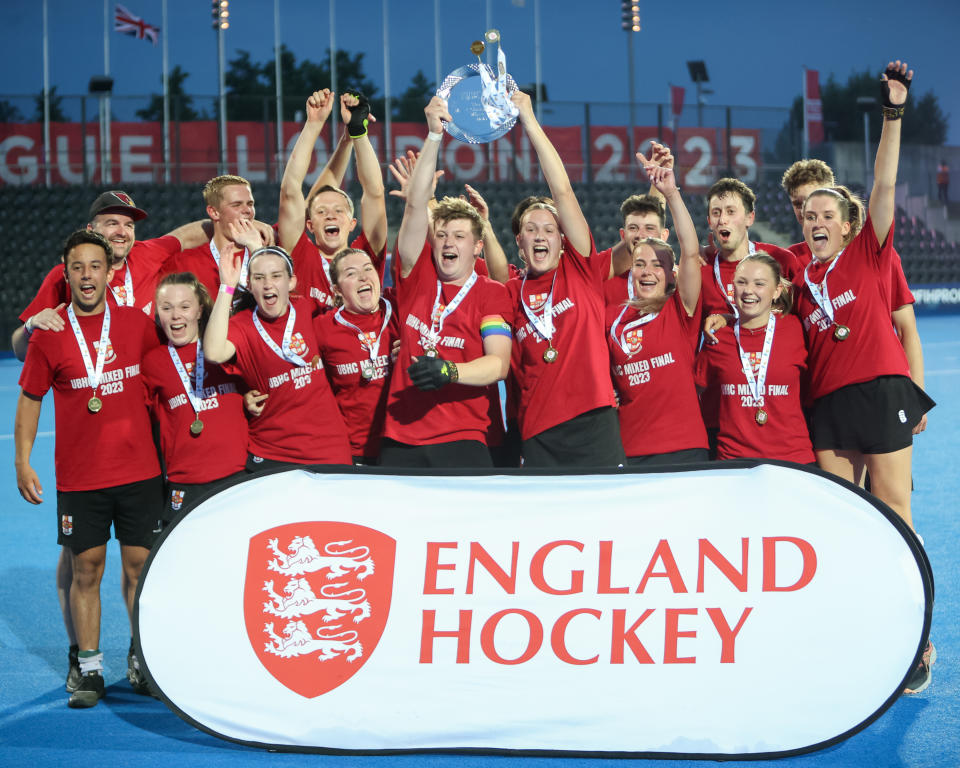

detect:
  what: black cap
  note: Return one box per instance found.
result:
[88,191,148,222]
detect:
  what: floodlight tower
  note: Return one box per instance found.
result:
[212,0,230,172]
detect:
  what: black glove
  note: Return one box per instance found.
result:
[408,356,459,391]
[345,90,371,138]
[880,62,911,109]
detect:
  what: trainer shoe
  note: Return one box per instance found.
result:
[65,645,81,693]
[67,671,105,708]
[904,641,937,694]
[127,641,151,696]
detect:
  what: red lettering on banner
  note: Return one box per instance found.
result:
[466,541,519,595]
[762,537,817,592]
[706,607,753,663]
[530,540,585,595]
[420,609,472,663]
[480,610,543,665]
[551,609,603,665]
[697,538,749,592]
[423,542,458,595]
[597,540,629,594]
[610,608,656,664]
[664,608,698,664]
[636,540,688,594]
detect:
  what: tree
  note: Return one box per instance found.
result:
[135,65,200,121]
[33,86,66,121]
[391,70,435,122]
[0,100,24,122]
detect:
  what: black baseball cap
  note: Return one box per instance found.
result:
[88,190,148,222]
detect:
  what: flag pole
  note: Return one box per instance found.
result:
[162,0,170,183]
[42,0,51,187]
[103,0,112,183]
[329,0,338,147]
[383,0,392,168]
[274,0,284,182]
[801,67,809,159]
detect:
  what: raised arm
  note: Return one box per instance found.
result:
[342,91,387,255]
[870,60,912,245]
[511,90,590,258]
[202,221,261,364]
[278,89,336,252]
[464,184,510,283]
[639,146,700,316]
[396,97,450,278]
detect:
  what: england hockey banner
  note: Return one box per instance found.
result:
[136,462,931,758]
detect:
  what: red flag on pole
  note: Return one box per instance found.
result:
[803,69,824,150]
[114,4,160,45]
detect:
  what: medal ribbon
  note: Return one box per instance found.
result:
[478,35,518,130]
[334,299,392,363]
[520,269,560,345]
[424,272,478,349]
[210,239,250,289]
[167,340,205,416]
[803,249,844,327]
[713,240,757,318]
[110,263,135,307]
[609,304,659,356]
[253,305,309,367]
[68,304,111,393]
[733,313,776,408]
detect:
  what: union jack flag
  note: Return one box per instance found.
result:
[114,4,160,45]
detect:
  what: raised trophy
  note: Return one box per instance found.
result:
[436,29,519,144]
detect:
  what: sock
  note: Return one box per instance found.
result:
[78,650,103,675]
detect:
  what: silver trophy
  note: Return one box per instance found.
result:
[436,30,519,144]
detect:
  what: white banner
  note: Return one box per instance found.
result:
[136,463,931,757]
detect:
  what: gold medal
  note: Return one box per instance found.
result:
[543,345,559,364]
[360,360,374,380]
[190,418,204,436]
[470,40,485,56]
[833,324,851,341]
[87,396,103,414]
[755,408,768,426]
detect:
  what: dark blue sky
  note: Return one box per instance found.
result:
[2,0,958,144]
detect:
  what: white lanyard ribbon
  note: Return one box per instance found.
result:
[334,299,392,363]
[167,341,205,414]
[67,304,111,392]
[713,240,757,318]
[733,313,776,407]
[424,272,477,348]
[253,306,309,367]
[520,269,559,344]
[609,305,658,356]
[210,240,250,289]
[110,263,134,307]
[803,250,844,326]
[478,35,519,130]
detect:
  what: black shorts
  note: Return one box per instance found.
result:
[57,475,164,554]
[490,419,523,468]
[164,472,245,523]
[522,407,626,469]
[812,375,936,454]
[379,438,494,468]
[626,448,710,468]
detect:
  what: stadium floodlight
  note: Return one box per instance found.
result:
[620,1,641,32]
[212,0,229,30]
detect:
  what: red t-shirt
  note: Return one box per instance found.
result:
[168,242,222,298]
[607,292,707,457]
[20,236,182,321]
[223,296,351,464]
[701,241,801,317]
[314,298,400,458]
[790,240,914,310]
[384,243,512,446]
[507,241,615,440]
[142,342,248,483]
[19,306,161,491]
[797,218,912,401]
[292,230,385,313]
[695,314,814,463]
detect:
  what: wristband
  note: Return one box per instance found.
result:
[426,131,443,142]
[219,284,236,296]
[24,317,34,335]
[446,360,459,384]
[881,105,905,120]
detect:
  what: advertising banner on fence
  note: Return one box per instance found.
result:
[136,463,931,758]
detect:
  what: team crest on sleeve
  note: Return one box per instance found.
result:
[625,328,643,354]
[527,293,548,311]
[244,522,396,698]
[92,339,117,365]
[288,332,309,358]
